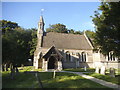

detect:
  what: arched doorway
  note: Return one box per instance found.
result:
[48,56,58,69]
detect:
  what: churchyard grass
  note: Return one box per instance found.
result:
[84,72,120,85]
[2,67,111,88]
[63,68,95,72]
[18,66,42,72]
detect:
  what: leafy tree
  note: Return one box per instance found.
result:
[68,29,74,34]
[28,28,37,56]
[2,29,31,66]
[0,20,19,33]
[2,20,36,72]
[46,23,68,33]
[85,30,95,39]
[74,30,82,35]
[92,2,120,57]
[46,23,83,35]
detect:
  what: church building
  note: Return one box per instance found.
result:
[33,16,119,71]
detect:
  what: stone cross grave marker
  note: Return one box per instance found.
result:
[109,68,115,77]
[100,66,106,75]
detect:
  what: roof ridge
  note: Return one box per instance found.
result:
[46,32,83,36]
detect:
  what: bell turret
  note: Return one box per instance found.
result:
[37,16,45,37]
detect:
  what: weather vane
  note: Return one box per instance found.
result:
[41,9,44,16]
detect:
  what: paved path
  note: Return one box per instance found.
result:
[61,71,120,89]
[41,70,120,89]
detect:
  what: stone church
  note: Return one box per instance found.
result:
[33,16,119,71]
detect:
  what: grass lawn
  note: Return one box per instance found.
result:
[2,69,111,88]
[84,73,120,85]
[63,68,95,72]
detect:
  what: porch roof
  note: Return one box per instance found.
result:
[43,46,63,60]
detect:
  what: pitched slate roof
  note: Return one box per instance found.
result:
[43,46,63,60]
[42,32,93,50]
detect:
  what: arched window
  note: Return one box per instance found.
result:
[81,52,86,62]
[78,53,81,62]
[66,51,71,61]
[108,52,115,61]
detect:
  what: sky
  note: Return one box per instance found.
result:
[2,2,101,31]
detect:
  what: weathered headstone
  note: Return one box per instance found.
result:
[100,66,106,75]
[84,66,87,71]
[95,67,100,73]
[109,68,115,77]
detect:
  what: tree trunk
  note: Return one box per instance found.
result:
[10,63,15,79]
[10,63,13,71]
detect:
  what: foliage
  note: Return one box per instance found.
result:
[92,2,120,56]
[46,23,83,35]
[2,28,32,66]
[85,30,95,39]
[68,29,82,35]
[28,28,37,56]
[2,70,109,88]
[2,20,37,68]
[74,30,82,35]
[46,23,68,33]
[84,73,120,85]
[0,20,19,33]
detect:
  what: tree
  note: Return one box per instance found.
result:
[68,29,74,34]
[28,28,37,56]
[2,20,36,73]
[46,23,68,33]
[74,30,82,35]
[0,20,19,33]
[85,30,95,39]
[92,2,120,57]
[68,29,82,35]
[2,29,31,68]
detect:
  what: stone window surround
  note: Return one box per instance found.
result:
[64,51,88,62]
[106,52,118,61]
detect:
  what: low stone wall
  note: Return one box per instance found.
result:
[62,62,76,69]
[79,62,93,68]
[62,62,94,69]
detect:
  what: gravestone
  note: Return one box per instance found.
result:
[100,66,106,75]
[109,68,115,77]
[95,67,100,73]
[84,66,87,71]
